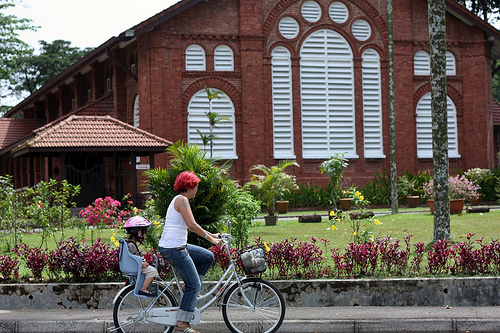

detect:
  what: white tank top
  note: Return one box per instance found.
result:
[159,195,188,248]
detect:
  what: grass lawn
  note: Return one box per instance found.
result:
[249,208,500,249]
[12,207,500,253]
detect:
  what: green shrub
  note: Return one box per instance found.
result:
[283,182,331,209]
[463,168,499,202]
[144,141,236,244]
[361,170,391,206]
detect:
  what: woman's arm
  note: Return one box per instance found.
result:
[176,196,221,246]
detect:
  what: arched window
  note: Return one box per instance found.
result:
[446,51,456,75]
[187,88,237,159]
[214,45,234,71]
[300,29,356,158]
[271,46,295,159]
[362,48,384,158]
[414,50,430,75]
[414,50,456,76]
[416,92,460,158]
[185,44,206,71]
[133,95,139,127]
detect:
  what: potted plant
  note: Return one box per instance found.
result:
[248,160,299,225]
[423,175,480,214]
[275,189,290,214]
[320,153,348,211]
[397,175,420,208]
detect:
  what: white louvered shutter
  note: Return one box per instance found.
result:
[185,44,206,71]
[362,49,384,158]
[214,45,234,71]
[352,19,372,41]
[302,1,322,23]
[446,51,456,76]
[300,29,356,159]
[414,50,430,75]
[279,16,300,39]
[329,2,349,24]
[188,88,237,159]
[416,92,460,158]
[272,46,295,159]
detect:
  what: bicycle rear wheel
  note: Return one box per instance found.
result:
[222,278,285,333]
[113,282,178,333]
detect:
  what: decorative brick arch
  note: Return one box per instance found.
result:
[267,42,297,58]
[414,83,464,117]
[263,0,388,48]
[183,77,242,112]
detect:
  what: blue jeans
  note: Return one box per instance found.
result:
[159,244,214,322]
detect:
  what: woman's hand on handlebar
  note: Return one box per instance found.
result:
[208,233,222,246]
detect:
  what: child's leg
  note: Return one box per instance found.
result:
[140,266,158,292]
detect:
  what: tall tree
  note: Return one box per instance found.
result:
[387,0,398,214]
[0,0,36,99]
[9,39,92,96]
[428,0,451,242]
[454,0,500,22]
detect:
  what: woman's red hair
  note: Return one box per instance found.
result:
[174,171,201,193]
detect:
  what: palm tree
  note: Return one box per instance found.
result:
[248,160,299,216]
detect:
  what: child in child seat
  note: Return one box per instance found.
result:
[124,216,158,297]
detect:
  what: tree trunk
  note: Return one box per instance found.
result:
[428,0,451,242]
[387,0,398,214]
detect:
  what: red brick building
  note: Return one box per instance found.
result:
[1,0,500,206]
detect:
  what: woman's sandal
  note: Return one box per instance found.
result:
[174,326,200,333]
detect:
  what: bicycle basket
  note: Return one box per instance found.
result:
[240,246,267,275]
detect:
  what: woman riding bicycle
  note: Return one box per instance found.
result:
[158,171,222,333]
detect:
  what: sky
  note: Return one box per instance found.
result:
[3,0,180,106]
[7,0,181,49]
[3,0,500,107]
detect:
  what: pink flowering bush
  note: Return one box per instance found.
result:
[423,175,480,201]
[80,195,133,228]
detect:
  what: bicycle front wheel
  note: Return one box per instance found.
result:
[222,278,285,333]
[113,282,178,333]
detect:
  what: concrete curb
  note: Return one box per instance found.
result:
[1,307,500,333]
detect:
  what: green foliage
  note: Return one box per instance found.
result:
[329,189,381,244]
[0,175,27,252]
[455,0,500,22]
[196,86,231,158]
[248,160,299,216]
[144,141,234,243]
[283,182,331,209]
[225,186,261,248]
[8,39,92,96]
[361,170,392,206]
[320,153,348,209]
[463,168,499,202]
[396,170,432,202]
[25,179,80,248]
[0,0,36,97]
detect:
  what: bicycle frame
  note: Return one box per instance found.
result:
[112,234,258,328]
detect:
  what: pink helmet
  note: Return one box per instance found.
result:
[124,216,150,234]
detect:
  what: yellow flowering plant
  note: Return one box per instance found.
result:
[329,188,381,243]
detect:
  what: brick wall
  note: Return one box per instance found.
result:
[131,0,496,185]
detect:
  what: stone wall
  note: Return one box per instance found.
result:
[1,277,498,310]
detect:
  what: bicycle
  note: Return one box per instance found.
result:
[110,233,286,333]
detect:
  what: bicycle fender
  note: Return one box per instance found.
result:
[112,284,132,304]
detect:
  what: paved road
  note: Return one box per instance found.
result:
[1,306,499,333]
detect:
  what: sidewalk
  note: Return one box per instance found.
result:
[1,306,499,333]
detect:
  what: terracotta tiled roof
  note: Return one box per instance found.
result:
[0,118,45,152]
[13,115,172,155]
[493,98,500,126]
[75,93,115,116]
